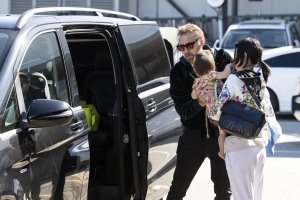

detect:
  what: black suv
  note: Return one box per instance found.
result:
[0,7,182,200]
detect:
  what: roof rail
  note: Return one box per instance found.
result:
[16,7,140,29]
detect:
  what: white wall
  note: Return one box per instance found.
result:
[136,0,217,18]
[0,0,10,14]
[119,0,129,13]
[128,0,138,16]
[271,0,300,14]
[2,0,300,16]
[128,0,300,18]
[233,0,300,16]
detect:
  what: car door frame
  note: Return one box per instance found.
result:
[114,25,149,199]
[12,23,90,199]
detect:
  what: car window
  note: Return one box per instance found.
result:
[0,33,8,62]
[0,87,19,133]
[119,25,171,91]
[264,52,300,67]
[0,29,17,71]
[19,32,69,110]
[290,25,300,42]
[222,29,288,48]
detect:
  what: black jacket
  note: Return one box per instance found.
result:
[169,46,232,137]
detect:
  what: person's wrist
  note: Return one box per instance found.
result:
[196,99,205,107]
[191,95,198,100]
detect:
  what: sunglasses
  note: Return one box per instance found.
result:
[176,39,199,51]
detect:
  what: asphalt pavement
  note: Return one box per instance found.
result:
[160,115,300,200]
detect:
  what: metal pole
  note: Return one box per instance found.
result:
[217,8,223,40]
[114,0,119,11]
[32,0,36,8]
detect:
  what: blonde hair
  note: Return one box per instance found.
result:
[178,23,205,44]
[193,50,215,76]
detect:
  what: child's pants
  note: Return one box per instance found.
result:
[225,146,266,200]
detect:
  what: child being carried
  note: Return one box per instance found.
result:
[191,50,232,159]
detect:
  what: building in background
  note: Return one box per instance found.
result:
[1,0,300,43]
[1,0,125,14]
[3,0,300,17]
[132,0,300,18]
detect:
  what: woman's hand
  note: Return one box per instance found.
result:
[218,125,226,134]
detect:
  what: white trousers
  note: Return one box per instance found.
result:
[225,146,266,200]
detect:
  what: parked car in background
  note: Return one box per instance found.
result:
[159,27,182,66]
[292,78,300,121]
[214,19,300,54]
[0,7,182,200]
[260,46,300,114]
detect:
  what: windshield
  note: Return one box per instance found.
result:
[0,29,17,71]
[222,29,288,49]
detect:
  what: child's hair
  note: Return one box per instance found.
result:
[234,37,271,82]
[193,50,216,76]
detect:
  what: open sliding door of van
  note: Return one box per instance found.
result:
[114,25,149,199]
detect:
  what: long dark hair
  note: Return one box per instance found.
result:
[234,37,271,82]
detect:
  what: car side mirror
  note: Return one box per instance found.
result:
[25,99,73,128]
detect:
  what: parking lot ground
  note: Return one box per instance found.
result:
[159,116,300,200]
[185,117,300,200]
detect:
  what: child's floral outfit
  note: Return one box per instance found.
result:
[192,71,223,119]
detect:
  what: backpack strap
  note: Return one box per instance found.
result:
[244,82,262,108]
[236,75,262,108]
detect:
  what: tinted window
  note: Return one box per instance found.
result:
[264,52,300,67]
[19,32,69,110]
[222,29,288,48]
[119,25,171,89]
[0,88,19,133]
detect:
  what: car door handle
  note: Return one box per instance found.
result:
[12,159,30,174]
[147,98,157,112]
[70,120,84,131]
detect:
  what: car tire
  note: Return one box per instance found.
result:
[268,88,279,112]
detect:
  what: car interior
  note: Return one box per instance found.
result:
[66,32,133,199]
[19,34,63,110]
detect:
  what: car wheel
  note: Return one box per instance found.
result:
[268,88,279,112]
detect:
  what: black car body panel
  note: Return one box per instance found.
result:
[0,7,182,200]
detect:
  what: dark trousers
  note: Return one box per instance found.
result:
[166,127,231,200]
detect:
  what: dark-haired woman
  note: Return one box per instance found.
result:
[209,37,276,200]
